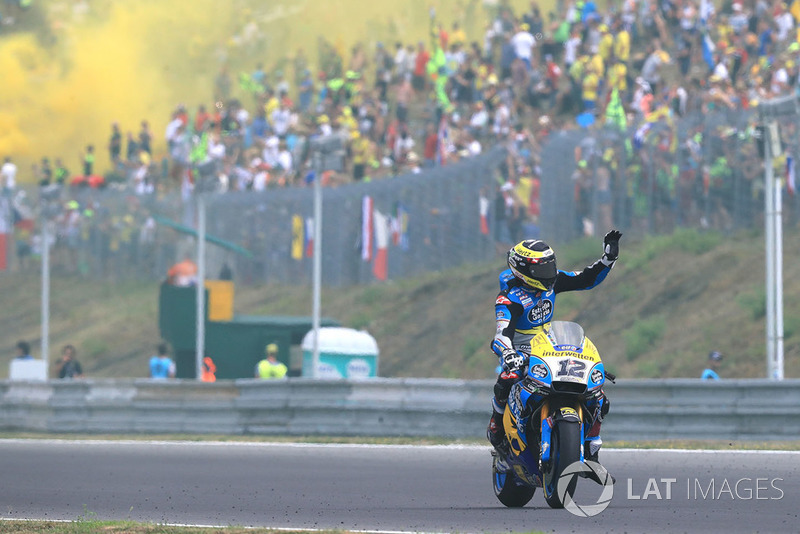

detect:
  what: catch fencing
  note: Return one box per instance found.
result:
[2,378,799,441]
[1,148,503,286]
[539,107,800,244]
[5,108,800,286]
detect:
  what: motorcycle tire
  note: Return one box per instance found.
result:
[542,420,581,509]
[492,453,536,507]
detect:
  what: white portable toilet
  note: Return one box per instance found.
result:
[301,327,379,379]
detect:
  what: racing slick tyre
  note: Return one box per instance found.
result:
[492,452,535,507]
[542,420,581,509]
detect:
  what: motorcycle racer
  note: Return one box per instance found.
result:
[488,230,621,469]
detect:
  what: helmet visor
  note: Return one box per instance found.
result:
[523,259,557,290]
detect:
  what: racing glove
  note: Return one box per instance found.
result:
[601,230,622,265]
[501,349,525,373]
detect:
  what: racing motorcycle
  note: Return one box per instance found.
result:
[491,321,613,508]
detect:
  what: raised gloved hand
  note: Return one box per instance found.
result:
[602,230,622,264]
[501,349,525,373]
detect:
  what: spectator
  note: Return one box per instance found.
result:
[125,132,139,163]
[138,121,152,155]
[149,342,176,379]
[298,70,314,112]
[166,254,198,286]
[54,158,70,185]
[82,145,95,177]
[701,351,723,380]
[39,157,52,186]
[255,343,288,379]
[201,356,216,382]
[412,42,430,93]
[423,122,438,167]
[14,340,32,360]
[511,23,536,70]
[1,157,17,191]
[57,344,84,379]
[109,123,122,164]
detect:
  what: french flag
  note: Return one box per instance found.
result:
[479,194,490,235]
[304,217,314,257]
[362,196,373,262]
[787,156,796,196]
[372,209,390,281]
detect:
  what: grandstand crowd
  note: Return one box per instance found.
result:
[4,0,800,274]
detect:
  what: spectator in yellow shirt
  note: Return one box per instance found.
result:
[263,90,280,124]
[607,61,628,99]
[614,21,630,64]
[598,25,614,68]
[582,64,600,111]
[590,53,605,80]
[351,133,374,181]
[450,22,467,47]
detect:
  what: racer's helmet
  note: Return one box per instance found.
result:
[507,240,557,291]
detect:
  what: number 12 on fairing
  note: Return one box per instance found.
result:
[556,359,586,378]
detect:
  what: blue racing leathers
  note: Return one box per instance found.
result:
[490,256,614,425]
[491,257,613,360]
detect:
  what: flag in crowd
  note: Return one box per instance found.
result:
[362,195,373,262]
[479,194,490,235]
[391,203,409,251]
[304,217,314,257]
[0,196,10,272]
[787,156,796,196]
[372,209,390,281]
[291,214,304,261]
[701,32,716,71]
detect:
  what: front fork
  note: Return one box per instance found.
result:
[539,400,585,468]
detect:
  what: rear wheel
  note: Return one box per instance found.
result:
[492,453,536,507]
[542,420,581,508]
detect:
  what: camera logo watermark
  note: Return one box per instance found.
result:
[557,460,614,517]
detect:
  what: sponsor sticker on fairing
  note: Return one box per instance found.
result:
[530,364,549,379]
[591,368,604,383]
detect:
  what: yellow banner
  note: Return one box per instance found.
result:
[291,215,303,261]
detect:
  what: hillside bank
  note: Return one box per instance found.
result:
[1,228,798,380]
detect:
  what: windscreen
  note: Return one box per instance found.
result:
[545,321,585,349]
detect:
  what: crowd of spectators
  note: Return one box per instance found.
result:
[5,0,800,272]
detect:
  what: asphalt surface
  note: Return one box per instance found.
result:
[0,440,798,533]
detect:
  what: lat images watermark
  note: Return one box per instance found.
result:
[556,466,786,518]
[626,477,785,501]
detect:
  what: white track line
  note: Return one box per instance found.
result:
[0,438,797,454]
[0,517,428,533]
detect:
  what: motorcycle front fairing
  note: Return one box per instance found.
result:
[528,322,604,467]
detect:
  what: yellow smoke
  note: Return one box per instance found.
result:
[0,0,538,181]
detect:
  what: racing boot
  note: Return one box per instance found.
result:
[486,399,506,449]
[584,436,616,485]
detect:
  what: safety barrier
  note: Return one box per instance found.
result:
[0,378,798,440]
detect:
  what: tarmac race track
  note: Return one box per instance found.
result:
[0,440,798,533]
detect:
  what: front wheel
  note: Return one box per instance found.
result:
[542,420,581,508]
[492,453,536,507]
